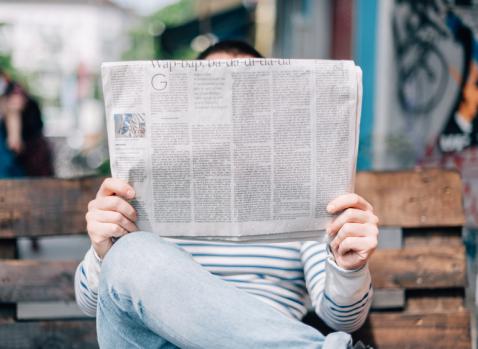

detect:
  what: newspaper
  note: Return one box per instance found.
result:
[101,59,362,242]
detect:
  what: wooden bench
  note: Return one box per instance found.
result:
[0,169,470,348]
[305,169,470,348]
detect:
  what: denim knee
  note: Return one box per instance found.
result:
[99,231,189,294]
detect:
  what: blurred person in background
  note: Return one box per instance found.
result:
[0,69,54,251]
[0,69,54,178]
[0,69,23,177]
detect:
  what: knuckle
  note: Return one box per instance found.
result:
[369,224,379,236]
[112,224,124,235]
[370,214,379,224]
[111,211,122,223]
[342,222,352,233]
[110,224,119,234]
[87,199,96,211]
[112,196,123,208]
[371,239,378,250]
[110,196,121,205]
[351,193,360,204]
[122,217,131,230]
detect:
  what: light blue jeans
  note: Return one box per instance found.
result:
[97,231,353,349]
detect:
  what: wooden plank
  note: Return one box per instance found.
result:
[405,289,466,313]
[0,320,97,349]
[407,295,465,313]
[0,261,78,302]
[353,311,471,349]
[0,169,465,236]
[356,169,465,227]
[0,243,467,303]
[0,177,104,238]
[369,245,466,289]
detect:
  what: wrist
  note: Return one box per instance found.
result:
[327,244,367,272]
[91,240,111,260]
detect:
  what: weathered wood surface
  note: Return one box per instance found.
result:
[0,177,104,238]
[369,244,466,289]
[0,243,466,302]
[0,261,77,302]
[353,311,471,349]
[356,169,465,227]
[0,169,464,237]
[0,320,97,349]
[406,294,465,313]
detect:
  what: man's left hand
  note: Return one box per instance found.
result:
[326,193,379,270]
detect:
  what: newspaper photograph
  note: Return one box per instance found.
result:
[101,58,362,242]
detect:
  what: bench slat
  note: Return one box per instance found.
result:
[356,169,465,227]
[0,177,103,238]
[354,311,471,349]
[0,169,465,238]
[0,243,466,302]
[0,260,77,302]
[0,320,97,349]
[370,245,466,289]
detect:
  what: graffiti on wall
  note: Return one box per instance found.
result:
[390,0,478,225]
[393,0,449,115]
[439,11,478,153]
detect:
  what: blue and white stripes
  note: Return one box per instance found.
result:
[75,264,98,317]
[75,239,372,333]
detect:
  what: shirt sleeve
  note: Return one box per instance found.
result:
[74,246,102,317]
[300,241,372,333]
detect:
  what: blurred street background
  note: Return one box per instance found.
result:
[1,0,478,340]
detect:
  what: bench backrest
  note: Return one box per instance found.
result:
[0,169,469,348]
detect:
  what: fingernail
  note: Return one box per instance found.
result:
[127,190,135,198]
[326,204,335,213]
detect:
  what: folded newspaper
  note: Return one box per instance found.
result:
[101,59,362,242]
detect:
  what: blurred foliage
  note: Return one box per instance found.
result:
[123,0,196,61]
[0,53,40,101]
[0,53,27,85]
[155,0,196,26]
[0,53,14,75]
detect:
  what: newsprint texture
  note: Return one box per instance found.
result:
[102,59,362,242]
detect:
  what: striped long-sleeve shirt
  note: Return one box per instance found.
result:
[75,239,372,333]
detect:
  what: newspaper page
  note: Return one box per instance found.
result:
[101,59,362,242]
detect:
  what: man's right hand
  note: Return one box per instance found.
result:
[86,178,138,259]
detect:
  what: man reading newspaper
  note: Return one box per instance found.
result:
[75,41,378,349]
